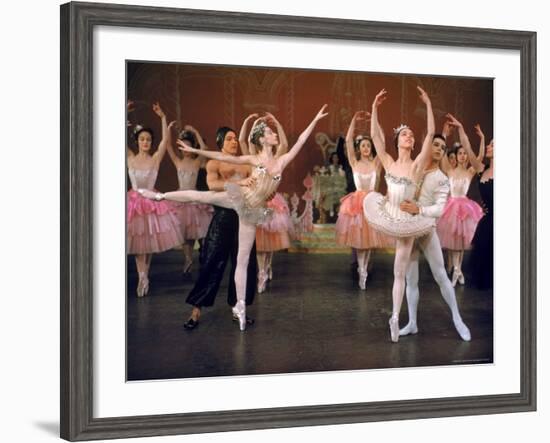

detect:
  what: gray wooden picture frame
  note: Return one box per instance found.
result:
[60,1,537,440]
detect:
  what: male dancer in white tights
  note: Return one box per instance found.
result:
[398,134,471,341]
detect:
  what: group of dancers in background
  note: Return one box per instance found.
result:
[126,86,494,341]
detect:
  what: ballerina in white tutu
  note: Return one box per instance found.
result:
[363,87,436,342]
[140,105,328,330]
[239,112,295,293]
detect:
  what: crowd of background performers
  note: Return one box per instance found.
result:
[126,86,494,342]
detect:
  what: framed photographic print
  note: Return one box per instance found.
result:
[60,1,536,441]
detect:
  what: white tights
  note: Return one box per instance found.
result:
[392,237,415,318]
[401,230,470,340]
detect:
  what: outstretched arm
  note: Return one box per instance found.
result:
[165,121,180,166]
[265,113,289,158]
[151,102,169,163]
[412,86,435,170]
[126,100,136,160]
[177,139,258,166]
[474,124,486,169]
[446,114,484,173]
[439,121,454,174]
[239,113,259,155]
[345,111,368,168]
[279,105,329,170]
[370,89,393,171]
[183,124,209,167]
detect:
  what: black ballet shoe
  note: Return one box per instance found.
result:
[232,315,255,326]
[183,318,199,330]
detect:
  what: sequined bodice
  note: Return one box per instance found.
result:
[242,165,282,208]
[449,176,472,197]
[128,168,158,191]
[177,168,198,191]
[383,173,419,218]
[353,170,377,192]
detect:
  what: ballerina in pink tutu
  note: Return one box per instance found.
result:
[335,111,392,290]
[127,101,184,296]
[140,105,329,330]
[437,115,486,286]
[239,112,295,293]
[166,124,213,274]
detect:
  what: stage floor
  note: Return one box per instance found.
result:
[127,250,493,381]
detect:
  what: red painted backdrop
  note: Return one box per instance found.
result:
[127,62,493,198]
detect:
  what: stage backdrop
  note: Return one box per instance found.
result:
[127,62,493,200]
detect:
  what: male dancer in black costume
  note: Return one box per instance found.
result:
[183,127,257,329]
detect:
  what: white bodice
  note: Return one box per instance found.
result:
[242,165,282,208]
[128,168,158,191]
[449,176,472,198]
[383,173,419,219]
[353,170,377,192]
[177,168,199,191]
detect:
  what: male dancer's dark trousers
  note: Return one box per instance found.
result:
[186,206,257,307]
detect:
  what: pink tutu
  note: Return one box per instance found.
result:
[172,201,213,240]
[127,190,184,254]
[437,196,484,250]
[256,193,295,252]
[336,191,394,249]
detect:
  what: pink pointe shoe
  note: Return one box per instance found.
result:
[137,272,149,297]
[257,270,268,294]
[389,315,399,343]
[231,301,247,331]
[358,267,368,290]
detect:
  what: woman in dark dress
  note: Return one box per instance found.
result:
[470,137,494,290]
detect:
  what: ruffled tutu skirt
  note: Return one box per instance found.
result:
[335,191,394,249]
[127,190,184,254]
[256,193,294,252]
[172,201,213,240]
[363,192,435,238]
[225,182,273,226]
[437,196,484,250]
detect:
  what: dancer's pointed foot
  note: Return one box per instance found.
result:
[268,264,273,281]
[257,270,268,294]
[231,301,247,331]
[137,272,149,297]
[457,271,465,285]
[358,267,368,290]
[399,322,418,336]
[389,315,399,343]
[451,268,459,287]
[453,318,471,341]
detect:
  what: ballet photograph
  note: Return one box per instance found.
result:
[125,61,494,381]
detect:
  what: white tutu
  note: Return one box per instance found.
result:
[363,173,435,238]
[224,182,273,225]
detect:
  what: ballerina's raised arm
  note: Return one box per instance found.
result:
[278,104,328,170]
[178,139,260,167]
[370,89,394,172]
[411,86,435,176]
[446,113,485,173]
